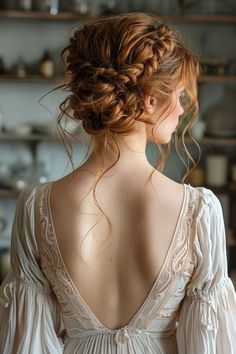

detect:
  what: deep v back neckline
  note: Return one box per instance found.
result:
[43,181,188,331]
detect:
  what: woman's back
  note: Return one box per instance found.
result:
[50,164,184,330]
[1,175,236,353]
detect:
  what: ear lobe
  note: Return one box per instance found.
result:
[143,95,157,114]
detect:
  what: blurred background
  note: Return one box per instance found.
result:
[0,0,236,286]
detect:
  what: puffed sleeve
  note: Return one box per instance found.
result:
[0,186,65,354]
[176,188,236,354]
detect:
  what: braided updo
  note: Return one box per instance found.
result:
[59,12,199,139]
[55,12,200,255]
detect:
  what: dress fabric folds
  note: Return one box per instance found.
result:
[0,182,236,354]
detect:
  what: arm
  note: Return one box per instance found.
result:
[176,188,236,354]
[0,186,65,354]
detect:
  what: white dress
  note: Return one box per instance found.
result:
[0,182,236,354]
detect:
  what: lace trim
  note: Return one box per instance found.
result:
[37,182,199,330]
[135,184,199,328]
[37,183,97,325]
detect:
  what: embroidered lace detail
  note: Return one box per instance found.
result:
[133,185,199,328]
[38,183,97,326]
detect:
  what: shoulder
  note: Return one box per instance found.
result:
[14,183,52,228]
[184,186,228,291]
[153,172,184,200]
[11,183,53,258]
[17,183,39,203]
[16,182,50,205]
[10,184,55,287]
[13,185,37,221]
[185,184,222,219]
[186,185,225,255]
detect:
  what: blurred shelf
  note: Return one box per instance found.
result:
[187,183,236,196]
[208,183,236,195]
[0,74,63,83]
[168,14,236,23]
[199,75,236,83]
[201,137,236,145]
[0,10,96,21]
[0,189,18,197]
[0,133,54,141]
[185,136,236,146]
[0,11,235,23]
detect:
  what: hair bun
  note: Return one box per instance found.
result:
[58,12,199,137]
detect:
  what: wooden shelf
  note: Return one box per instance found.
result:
[0,133,54,141]
[0,11,235,23]
[208,184,236,195]
[186,183,236,196]
[199,75,236,83]
[168,14,236,23]
[0,189,19,198]
[200,137,236,146]
[0,10,96,21]
[0,74,63,83]
[185,136,236,146]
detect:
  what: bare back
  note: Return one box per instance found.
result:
[49,167,184,330]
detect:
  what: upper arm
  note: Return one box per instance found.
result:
[0,185,65,354]
[176,188,236,353]
[184,188,228,295]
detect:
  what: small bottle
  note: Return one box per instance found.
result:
[36,0,50,11]
[39,50,54,78]
[188,166,205,187]
[206,153,228,187]
[49,0,58,15]
[15,57,27,78]
[18,0,32,11]
[72,0,88,14]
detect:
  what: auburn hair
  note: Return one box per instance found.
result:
[59,13,199,170]
[55,12,200,256]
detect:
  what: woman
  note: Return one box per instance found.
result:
[0,12,236,354]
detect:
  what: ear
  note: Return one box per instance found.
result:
[143,95,157,114]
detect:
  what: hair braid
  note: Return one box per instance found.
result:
[53,13,200,254]
[58,12,199,141]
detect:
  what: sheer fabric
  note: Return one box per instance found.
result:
[0,182,235,353]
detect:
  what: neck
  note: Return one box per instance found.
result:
[85,124,152,173]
